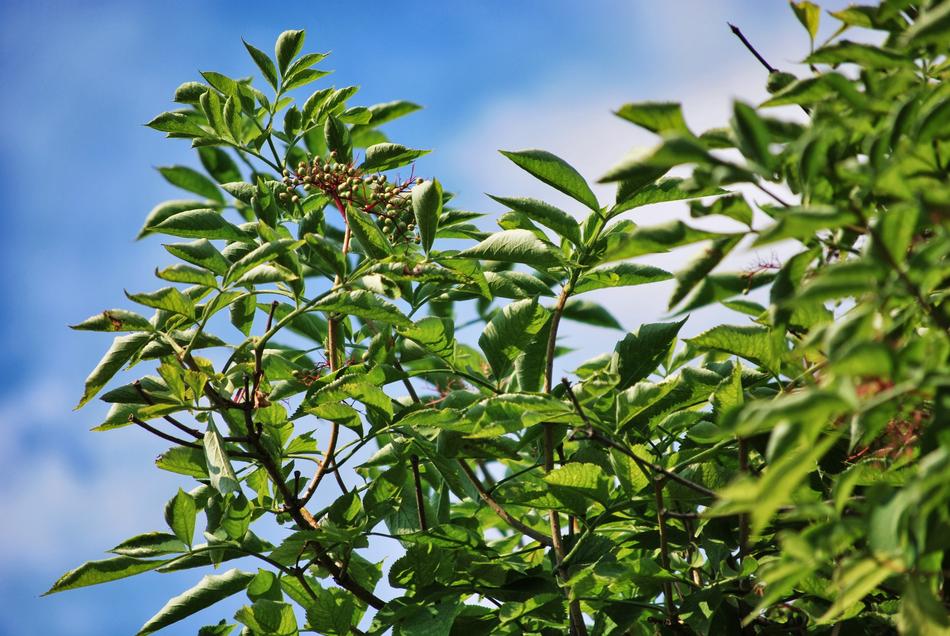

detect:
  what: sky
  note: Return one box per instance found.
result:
[0,1,852,633]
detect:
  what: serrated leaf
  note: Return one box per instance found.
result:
[126,287,195,319]
[138,200,212,239]
[77,332,151,408]
[574,262,672,294]
[313,289,411,327]
[138,569,255,635]
[45,556,167,595]
[153,209,250,242]
[488,195,581,245]
[500,149,599,211]
[165,488,197,548]
[243,39,278,90]
[71,309,152,333]
[275,30,305,76]
[790,1,821,42]
[668,236,742,309]
[483,270,555,299]
[458,229,565,269]
[562,299,622,330]
[612,178,724,216]
[614,101,691,136]
[614,319,686,389]
[111,532,187,558]
[479,298,550,380]
[204,420,240,495]
[164,239,231,276]
[158,166,224,203]
[688,325,782,374]
[362,143,429,172]
[324,115,352,164]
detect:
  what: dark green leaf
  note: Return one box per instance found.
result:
[412,179,442,253]
[137,569,255,635]
[500,149,599,211]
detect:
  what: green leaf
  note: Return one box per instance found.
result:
[138,200,211,239]
[731,101,772,171]
[313,289,412,327]
[153,209,251,242]
[753,207,857,246]
[156,264,218,287]
[111,532,188,558]
[790,1,820,43]
[361,143,429,172]
[479,298,550,380]
[243,39,279,90]
[235,600,298,635]
[305,586,358,635]
[412,179,442,254]
[458,229,565,269]
[126,287,195,320]
[574,262,672,294]
[225,239,302,284]
[156,446,209,478]
[158,166,224,203]
[324,115,352,164]
[807,40,914,68]
[597,220,723,262]
[687,325,783,374]
[500,149,599,211]
[614,319,686,389]
[562,299,622,330]
[599,136,715,183]
[137,569,255,635]
[230,294,256,336]
[164,239,231,276]
[45,556,167,595]
[668,236,742,310]
[614,101,691,136]
[198,147,242,184]
[346,205,392,259]
[147,111,206,137]
[275,30,305,76]
[484,270,555,299]
[898,577,950,635]
[165,488,197,548]
[816,557,894,624]
[544,462,610,512]
[70,309,152,333]
[689,193,753,227]
[204,420,240,495]
[77,332,151,408]
[612,178,724,216]
[488,195,581,245]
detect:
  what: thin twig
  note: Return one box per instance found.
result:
[728,23,777,73]
[129,416,201,448]
[133,380,201,438]
[410,454,428,531]
[654,477,677,623]
[457,459,553,546]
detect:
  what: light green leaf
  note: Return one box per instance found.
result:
[613,319,686,389]
[70,309,152,333]
[126,287,195,319]
[138,569,255,635]
[235,600,298,635]
[544,462,611,512]
[138,200,211,239]
[612,178,724,216]
[790,1,821,43]
[483,270,554,299]
[243,39,279,90]
[111,532,188,558]
[153,209,251,242]
[158,166,224,203]
[275,30,305,76]
[574,262,672,294]
[347,205,393,259]
[313,289,412,327]
[225,239,302,284]
[500,149,599,211]
[362,143,429,172]
[689,194,753,227]
[164,239,231,276]
[807,40,915,68]
[412,179,442,253]
[77,332,151,408]
[165,488,197,548]
[45,556,167,595]
[156,264,218,287]
[561,299,622,330]
[614,101,691,136]
[458,229,565,269]
[489,195,581,245]
[204,420,240,495]
[688,325,783,375]
[479,298,550,379]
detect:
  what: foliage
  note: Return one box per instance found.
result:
[55,3,950,634]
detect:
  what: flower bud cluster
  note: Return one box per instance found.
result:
[279,151,424,245]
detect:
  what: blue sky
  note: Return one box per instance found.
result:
[0,1,846,633]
